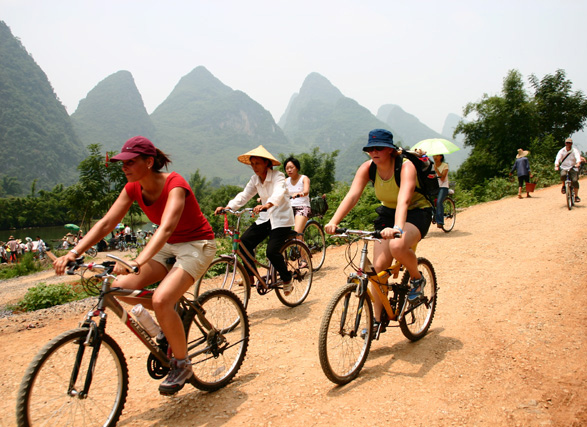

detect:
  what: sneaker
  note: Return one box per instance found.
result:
[282,279,293,296]
[408,275,426,304]
[562,185,566,194]
[360,321,385,339]
[159,357,193,395]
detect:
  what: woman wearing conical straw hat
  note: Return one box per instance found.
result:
[215,145,296,295]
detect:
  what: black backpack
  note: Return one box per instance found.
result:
[368,151,439,208]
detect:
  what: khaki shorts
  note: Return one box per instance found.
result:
[152,240,216,281]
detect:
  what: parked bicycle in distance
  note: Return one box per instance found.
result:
[318,228,437,385]
[193,208,313,309]
[16,254,249,427]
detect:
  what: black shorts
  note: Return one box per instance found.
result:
[374,205,433,239]
[518,175,530,187]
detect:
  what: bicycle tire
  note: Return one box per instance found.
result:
[183,289,249,392]
[302,220,327,271]
[318,282,374,385]
[399,257,438,341]
[566,181,573,210]
[275,239,313,307]
[441,197,456,232]
[16,328,128,427]
[193,257,251,309]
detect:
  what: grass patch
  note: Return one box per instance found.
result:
[7,281,91,313]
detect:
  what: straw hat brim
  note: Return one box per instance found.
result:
[237,145,280,166]
[516,150,530,159]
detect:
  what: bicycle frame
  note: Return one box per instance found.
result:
[221,209,284,289]
[69,258,215,395]
[345,233,414,325]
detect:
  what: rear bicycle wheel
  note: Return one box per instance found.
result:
[275,239,313,307]
[183,289,249,392]
[441,197,456,232]
[399,257,438,341]
[193,257,250,308]
[302,220,326,271]
[16,328,128,427]
[318,282,373,385]
[566,181,573,210]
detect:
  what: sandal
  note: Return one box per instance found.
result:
[298,260,309,269]
[576,196,581,203]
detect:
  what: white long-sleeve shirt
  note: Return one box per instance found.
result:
[555,146,582,171]
[227,168,295,228]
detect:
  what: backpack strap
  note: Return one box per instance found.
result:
[368,160,377,183]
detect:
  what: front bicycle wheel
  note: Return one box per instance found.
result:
[303,220,326,271]
[318,282,374,385]
[193,257,250,308]
[441,197,456,232]
[566,182,573,210]
[399,257,438,341]
[16,328,128,427]
[183,289,249,392]
[275,239,313,307]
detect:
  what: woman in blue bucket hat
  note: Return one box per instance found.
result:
[325,129,433,333]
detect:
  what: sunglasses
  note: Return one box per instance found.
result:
[364,146,387,153]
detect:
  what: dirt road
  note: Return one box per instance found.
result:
[1,180,585,426]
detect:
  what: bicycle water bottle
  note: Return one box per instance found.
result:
[131,304,161,337]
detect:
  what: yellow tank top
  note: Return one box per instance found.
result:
[373,158,431,210]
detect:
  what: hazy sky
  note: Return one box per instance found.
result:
[3,0,587,137]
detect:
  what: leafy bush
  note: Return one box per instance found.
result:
[0,253,45,280]
[12,282,90,312]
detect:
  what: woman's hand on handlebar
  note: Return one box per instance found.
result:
[380,227,402,240]
[324,223,338,235]
[53,251,78,276]
[113,259,140,276]
[214,206,228,215]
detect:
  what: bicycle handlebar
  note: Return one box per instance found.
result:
[65,254,138,276]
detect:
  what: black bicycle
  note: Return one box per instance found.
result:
[16,254,249,427]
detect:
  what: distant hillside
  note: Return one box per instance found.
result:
[377,104,445,147]
[71,70,156,151]
[0,21,86,195]
[150,66,289,184]
[279,73,391,181]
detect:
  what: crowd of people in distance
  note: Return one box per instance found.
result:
[0,235,47,264]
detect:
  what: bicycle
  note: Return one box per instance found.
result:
[303,212,327,271]
[562,169,577,210]
[318,228,437,385]
[194,208,313,309]
[430,189,456,232]
[16,254,249,426]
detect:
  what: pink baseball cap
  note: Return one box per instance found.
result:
[110,136,157,162]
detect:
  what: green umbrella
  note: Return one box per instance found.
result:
[64,223,80,232]
[411,138,461,156]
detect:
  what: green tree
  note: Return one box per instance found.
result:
[279,147,338,196]
[455,69,587,189]
[530,69,587,158]
[67,144,129,231]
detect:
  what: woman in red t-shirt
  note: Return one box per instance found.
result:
[54,136,216,395]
